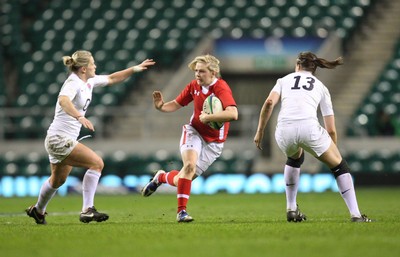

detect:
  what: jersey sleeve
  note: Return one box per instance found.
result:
[214,79,236,108]
[271,78,282,95]
[90,75,109,88]
[320,86,334,116]
[175,82,194,106]
[59,77,80,100]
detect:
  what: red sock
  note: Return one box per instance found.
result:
[158,170,179,186]
[177,178,192,213]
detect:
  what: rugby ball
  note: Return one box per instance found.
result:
[202,95,224,129]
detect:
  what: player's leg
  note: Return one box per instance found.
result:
[318,144,361,218]
[154,168,198,186]
[64,142,109,223]
[158,170,178,185]
[175,125,210,222]
[142,125,200,198]
[141,169,178,197]
[26,163,72,224]
[176,149,197,222]
[317,142,371,222]
[285,149,307,222]
[26,135,77,224]
[64,143,103,209]
[275,125,307,222]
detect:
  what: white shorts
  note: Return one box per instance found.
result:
[44,134,78,164]
[275,121,331,158]
[180,125,224,176]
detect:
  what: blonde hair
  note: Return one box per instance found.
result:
[62,50,92,72]
[188,54,221,77]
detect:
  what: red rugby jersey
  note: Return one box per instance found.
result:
[175,78,237,143]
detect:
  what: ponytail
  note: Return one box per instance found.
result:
[62,56,74,66]
[314,56,343,69]
[62,50,92,73]
[297,51,343,74]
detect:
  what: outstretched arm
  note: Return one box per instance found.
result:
[153,91,182,112]
[107,59,155,85]
[254,91,280,150]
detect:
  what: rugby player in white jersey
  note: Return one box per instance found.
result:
[26,50,155,224]
[254,51,371,222]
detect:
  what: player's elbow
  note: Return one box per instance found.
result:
[232,112,238,121]
[58,95,70,107]
[266,99,274,107]
[328,130,337,138]
[228,106,239,121]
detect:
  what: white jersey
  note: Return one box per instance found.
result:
[272,70,334,125]
[47,73,108,139]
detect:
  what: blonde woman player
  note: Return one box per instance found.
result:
[141,54,238,222]
[254,51,371,222]
[26,50,155,224]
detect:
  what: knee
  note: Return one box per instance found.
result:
[286,152,305,168]
[183,162,196,175]
[90,157,104,172]
[98,158,104,171]
[330,159,350,178]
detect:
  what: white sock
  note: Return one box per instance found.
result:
[82,169,101,212]
[35,179,58,214]
[336,173,361,217]
[284,165,300,211]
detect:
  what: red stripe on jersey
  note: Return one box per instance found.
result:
[181,125,187,145]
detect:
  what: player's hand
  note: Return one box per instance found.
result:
[254,131,264,150]
[134,59,156,72]
[78,117,95,132]
[199,111,210,124]
[152,91,164,110]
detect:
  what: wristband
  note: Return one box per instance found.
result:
[132,66,142,73]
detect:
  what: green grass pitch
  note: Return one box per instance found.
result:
[1,187,399,257]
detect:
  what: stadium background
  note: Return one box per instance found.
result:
[1,0,400,197]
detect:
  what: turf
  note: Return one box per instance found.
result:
[0,187,399,257]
